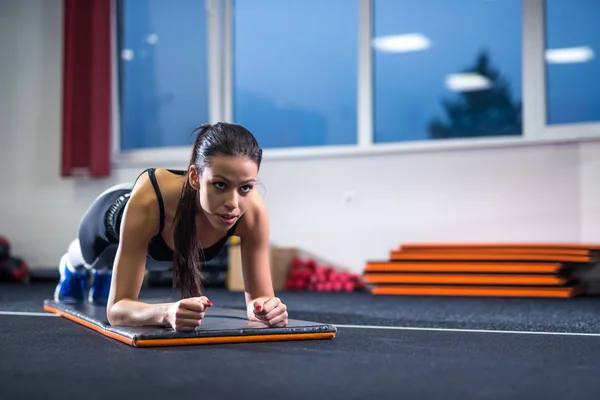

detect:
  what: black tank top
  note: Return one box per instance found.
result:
[132,168,240,262]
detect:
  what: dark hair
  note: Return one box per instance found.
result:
[172,122,262,298]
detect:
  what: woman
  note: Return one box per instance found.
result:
[54,122,288,331]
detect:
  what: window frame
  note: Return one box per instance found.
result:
[524,0,600,141]
[111,0,600,168]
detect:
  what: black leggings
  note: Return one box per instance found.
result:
[77,184,132,269]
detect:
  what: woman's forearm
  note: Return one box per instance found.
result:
[107,298,171,327]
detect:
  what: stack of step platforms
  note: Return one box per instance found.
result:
[362,243,600,298]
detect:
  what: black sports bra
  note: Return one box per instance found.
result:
[134,168,240,263]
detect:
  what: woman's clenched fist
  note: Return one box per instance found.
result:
[166,296,212,332]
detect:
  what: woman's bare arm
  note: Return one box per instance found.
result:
[105,183,172,327]
[236,194,277,318]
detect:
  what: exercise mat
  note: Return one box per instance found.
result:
[43,300,337,347]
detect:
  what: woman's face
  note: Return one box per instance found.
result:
[190,155,258,231]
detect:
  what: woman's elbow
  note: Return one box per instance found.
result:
[106,300,124,326]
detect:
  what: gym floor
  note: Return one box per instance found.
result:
[2,281,600,400]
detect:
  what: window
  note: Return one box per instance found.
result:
[545,0,600,125]
[232,0,358,149]
[113,0,600,157]
[372,0,523,143]
[117,0,210,150]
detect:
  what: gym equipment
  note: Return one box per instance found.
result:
[43,300,337,347]
[362,242,600,298]
[284,257,365,292]
[0,236,10,261]
[0,257,29,283]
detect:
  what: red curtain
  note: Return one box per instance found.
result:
[61,0,112,177]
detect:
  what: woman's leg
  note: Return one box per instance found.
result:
[54,183,132,304]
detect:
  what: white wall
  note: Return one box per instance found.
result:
[260,143,589,270]
[1,0,599,273]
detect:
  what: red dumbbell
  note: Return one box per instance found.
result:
[343,281,355,292]
[333,281,343,292]
[291,256,305,270]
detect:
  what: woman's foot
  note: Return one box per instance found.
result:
[88,269,112,305]
[53,253,89,302]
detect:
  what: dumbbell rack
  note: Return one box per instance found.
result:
[361,243,600,298]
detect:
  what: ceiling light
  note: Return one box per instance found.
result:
[372,33,431,53]
[121,49,134,61]
[445,73,492,92]
[546,46,595,64]
[146,34,159,45]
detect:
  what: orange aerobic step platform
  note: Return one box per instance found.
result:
[397,243,600,252]
[361,242,600,298]
[364,261,565,274]
[391,243,600,262]
[369,285,586,298]
[388,251,594,263]
[362,273,568,286]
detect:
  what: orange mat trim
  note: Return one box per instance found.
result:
[44,304,133,345]
[133,333,336,348]
[362,273,568,286]
[44,304,135,346]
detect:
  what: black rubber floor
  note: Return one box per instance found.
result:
[2,282,600,399]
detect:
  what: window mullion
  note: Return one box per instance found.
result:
[357,0,373,148]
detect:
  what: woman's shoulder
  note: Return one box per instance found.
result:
[236,191,269,238]
[126,168,176,218]
[120,168,185,237]
[153,168,187,208]
[130,168,185,203]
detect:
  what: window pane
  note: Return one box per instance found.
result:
[545,0,600,125]
[373,0,523,143]
[233,0,358,148]
[118,0,209,150]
